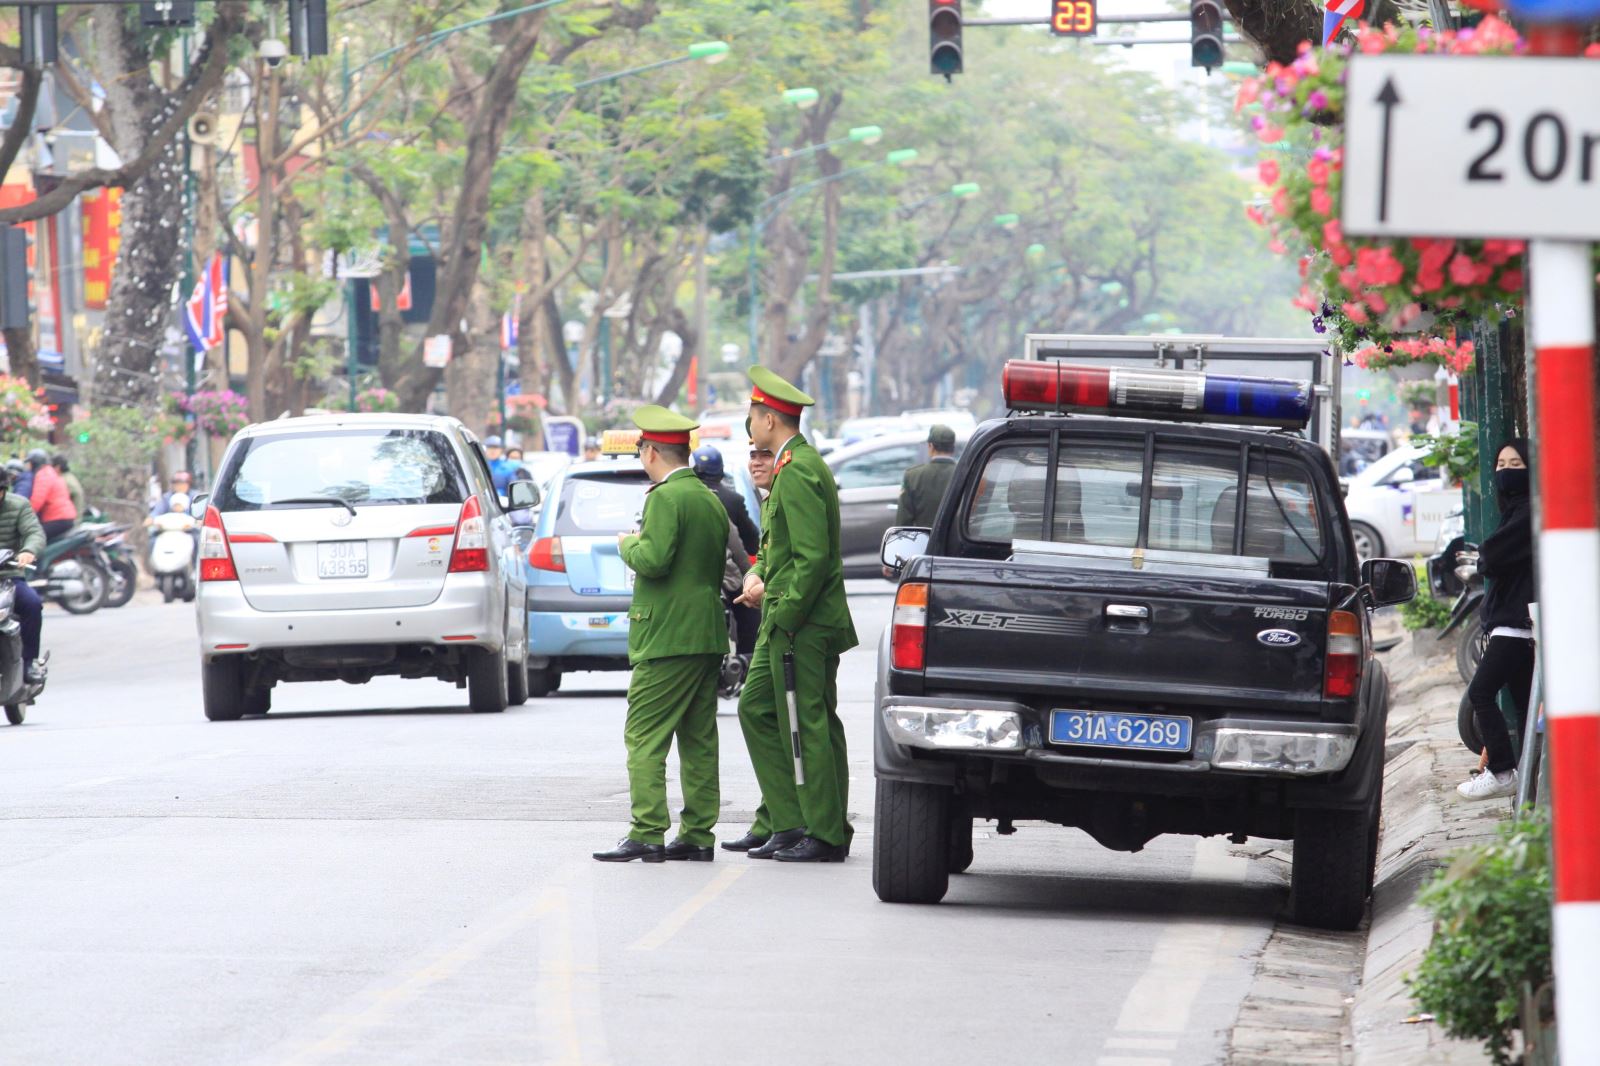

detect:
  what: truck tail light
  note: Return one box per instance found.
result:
[1324,609,1362,698]
[891,582,930,671]
[198,506,237,582]
[448,496,490,573]
[529,536,566,572]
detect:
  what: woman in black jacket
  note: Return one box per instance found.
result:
[1457,437,1536,801]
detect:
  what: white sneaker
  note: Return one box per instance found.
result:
[1456,769,1517,800]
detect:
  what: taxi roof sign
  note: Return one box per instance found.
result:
[599,428,701,455]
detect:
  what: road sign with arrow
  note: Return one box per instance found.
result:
[1343,54,1600,240]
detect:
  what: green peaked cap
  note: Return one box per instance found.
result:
[748,365,814,412]
[632,404,698,442]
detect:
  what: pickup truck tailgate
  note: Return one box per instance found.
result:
[922,558,1335,714]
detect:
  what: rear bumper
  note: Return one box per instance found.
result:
[526,608,631,660]
[196,575,502,657]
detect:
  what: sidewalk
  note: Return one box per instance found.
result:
[1227,628,1508,1064]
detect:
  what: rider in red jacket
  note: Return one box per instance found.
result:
[27,450,77,541]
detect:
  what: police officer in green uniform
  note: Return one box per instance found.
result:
[594,406,731,863]
[728,368,858,862]
[895,424,958,527]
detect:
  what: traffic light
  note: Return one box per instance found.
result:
[929,0,963,80]
[1190,0,1224,71]
[0,226,28,332]
[19,5,57,67]
[288,0,330,58]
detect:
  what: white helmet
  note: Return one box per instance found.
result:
[169,493,191,515]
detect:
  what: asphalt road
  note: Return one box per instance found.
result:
[1,585,1293,1066]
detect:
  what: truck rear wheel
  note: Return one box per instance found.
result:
[1290,807,1372,931]
[873,778,951,904]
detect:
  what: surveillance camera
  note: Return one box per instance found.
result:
[260,38,288,67]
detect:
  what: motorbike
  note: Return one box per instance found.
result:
[82,518,137,609]
[1430,527,1489,754]
[150,504,198,603]
[718,601,750,700]
[0,552,47,724]
[30,526,110,615]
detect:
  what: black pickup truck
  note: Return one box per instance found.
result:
[872,361,1415,930]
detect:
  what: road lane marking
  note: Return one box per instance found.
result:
[277,887,565,1065]
[533,880,611,1066]
[63,776,126,789]
[628,864,746,952]
[1104,1037,1179,1050]
[1103,839,1253,1055]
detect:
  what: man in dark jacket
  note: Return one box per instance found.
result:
[895,424,959,527]
[0,469,47,682]
[693,446,760,658]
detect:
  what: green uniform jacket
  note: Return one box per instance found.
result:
[619,467,729,664]
[0,491,45,572]
[753,436,857,652]
[895,456,957,527]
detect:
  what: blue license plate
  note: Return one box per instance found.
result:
[1050,710,1192,753]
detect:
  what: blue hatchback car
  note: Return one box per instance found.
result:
[523,455,762,697]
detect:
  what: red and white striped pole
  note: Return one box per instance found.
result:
[1524,22,1600,1062]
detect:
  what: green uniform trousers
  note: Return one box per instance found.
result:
[737,627,850,847]
[624,653,722,846]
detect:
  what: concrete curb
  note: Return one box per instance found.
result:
[1350,630,1507,1064]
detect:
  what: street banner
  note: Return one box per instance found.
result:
[183,253,228,354]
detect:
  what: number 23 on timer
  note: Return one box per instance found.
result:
[1051,0,1096,36]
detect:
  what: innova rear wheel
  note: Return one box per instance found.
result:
[202,658,246,721]
[873,778,951,904]
[467,647,508,713]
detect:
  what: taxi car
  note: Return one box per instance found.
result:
[873,353,1415,930]
[522,431,762,696]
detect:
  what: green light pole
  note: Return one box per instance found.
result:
[747,147,917,364]
[766,124,883,165]
[900,181,981,216]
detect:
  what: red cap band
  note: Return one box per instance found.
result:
[751,386,803,417]
[639,429,691,446]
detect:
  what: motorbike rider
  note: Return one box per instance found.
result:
[152,471,193,519]
[0,468,47,683]
[27,449,78,542]
[51,455,87,519]
[692,445,760,663]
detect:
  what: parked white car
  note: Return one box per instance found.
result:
[193,414,538,721]
[1343,444,1461,559]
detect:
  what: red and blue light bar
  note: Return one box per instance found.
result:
[1001,360,1311,430]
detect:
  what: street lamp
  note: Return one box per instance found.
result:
[569,40,731,90]
[687,40,730,63]
[748,146,919,361]
[993,212,1019,230]
[782,86,819,109]
[766,123,888,166]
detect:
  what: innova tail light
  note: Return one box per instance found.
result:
[1324,609,1362,698]
[448,496,490,573]
[198,506,237,582]
[891,582,930,671]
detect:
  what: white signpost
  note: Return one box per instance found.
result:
[1342,55,1600,239]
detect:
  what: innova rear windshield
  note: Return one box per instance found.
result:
[962,431,1330,576]
[213,429,469,511]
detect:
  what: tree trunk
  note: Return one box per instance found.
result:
[445,285,497,437]
[3,325,37,385]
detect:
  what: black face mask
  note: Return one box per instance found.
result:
[1495,468,1530,498]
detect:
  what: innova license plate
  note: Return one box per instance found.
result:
[1050,710,1192,753]
[317,540,368,579]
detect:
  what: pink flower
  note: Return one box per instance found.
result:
[1258,159,1281,186]
[1498,269,1525,291]
[1329,242,1352,267]
[1310,188,1333,216]
[1298,256,1312,279]
[1268,238,1287,254]
[1364,291,1389,314]
[1448,253,1481,287]
[1418,239,1454,274]
[1307,159,1330,186]
[1292,288,1318,310]
[1360,33,1388,55]
[1245,205,1266,226]
[1356,247,1404,287]
[1340,268,1360,291]
[1259,126,1284,144]
[1272,186,1291,216]
[1397,302,1423,328]
[1342,302,1370,325]
[1322,219,1344,247]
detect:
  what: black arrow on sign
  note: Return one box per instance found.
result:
[1375,77,1401,224]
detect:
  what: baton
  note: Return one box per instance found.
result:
[782,650,805,787]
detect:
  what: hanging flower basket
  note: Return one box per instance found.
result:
[1238,18,1556,349]
[1350,334,1475,374]
[0,376,52,449]
[183,389,251,439]
[355,387,400,413]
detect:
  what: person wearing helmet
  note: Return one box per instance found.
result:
[152,471,193,519]
[27,448,77,542]
[482,435,516,495]
[693,445,760,663]
[583,436,602,463]
[0,467,47,683]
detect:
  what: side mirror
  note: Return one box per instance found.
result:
[506,480,541,511]
[188,493,210,519]
[1387,465,1415,486]
[1362,557,1417,608]
[880,526,931,571]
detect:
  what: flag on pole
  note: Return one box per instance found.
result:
[183,253,229,354]
[1323,0,1364,45]
[501,294,520,351]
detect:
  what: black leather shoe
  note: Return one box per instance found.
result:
[665,839,714,862]
[720,831,769,852]
[593,838,667,863]
[773,836,846,863]
[747,828,806,859]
